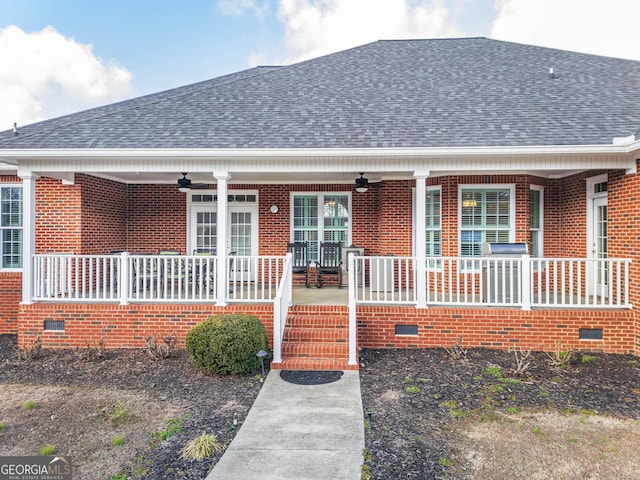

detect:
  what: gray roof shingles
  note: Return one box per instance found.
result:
[1,38,639,149]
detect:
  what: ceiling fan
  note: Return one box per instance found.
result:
[177,173,209,191]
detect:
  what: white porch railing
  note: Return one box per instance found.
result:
[352,255,631,309]
[272,252,293,365]
[33,253,287,304]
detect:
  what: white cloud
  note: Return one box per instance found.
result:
[0,25,133,130]
[275,0,463,63]
[218,0,270,17]
[491,0,640,61]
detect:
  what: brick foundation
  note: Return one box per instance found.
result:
[357,306,635,354]
[0,272,22,334]
[17,303,274,349]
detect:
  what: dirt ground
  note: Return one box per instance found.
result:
[1,334,639,479]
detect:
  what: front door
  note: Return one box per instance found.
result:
[228,205,258,282]
[189,201,258,282]
[589,196,608,296]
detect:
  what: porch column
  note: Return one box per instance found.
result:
[215,172,230,306]
[20,173,38,304]
[414,171,429,308]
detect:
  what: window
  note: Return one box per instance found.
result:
[530,186,544,257]
[292,193,350,261]
[459,186,513,257]
[425,188,441,266]
[1,186,22,269]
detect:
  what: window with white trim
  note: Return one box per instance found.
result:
[292,193,350,262]
[425,187,441,266]
[1,185,22,269]
[530,186,544,257]
[459,186,514,257]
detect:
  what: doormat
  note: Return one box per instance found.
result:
[280,370,343,385]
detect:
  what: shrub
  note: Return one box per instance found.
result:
[186,314,268,375]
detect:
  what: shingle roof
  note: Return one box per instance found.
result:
[1,38,639,149]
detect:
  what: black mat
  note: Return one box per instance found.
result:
[279,370,344,385]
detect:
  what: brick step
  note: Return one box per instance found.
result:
[281,341,349,358]
[286,314,349,328]
[271,358,359,371]
[283,326,348,342]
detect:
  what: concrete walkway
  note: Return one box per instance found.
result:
[206,370,364,480]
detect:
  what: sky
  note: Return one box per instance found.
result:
[0,0,639,130]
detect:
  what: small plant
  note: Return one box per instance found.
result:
[545,342,574,368]
[75,338,106,362]
[440,399,466,418]
[17,335,42,361]
[405,386,420,394]
[505,406,520,414]
[156,417,183,442]
[581,354,597,364]
[180,432,224,460]
[186,314,268,375]
[362,449,372,480]
[22,400,36,410]
[0,421,5,431]
[511,347,532,375]
[484,365,504,378]
[105,403,130,426]
[39,444,56,456]
[532,427,544,437]
[112,435,125,446]
[538,385,550,398]
[145,334,177,360]
[438,457,452,467]
[443,336,468,361]
[488,383,503,393]
[110,474,127,480]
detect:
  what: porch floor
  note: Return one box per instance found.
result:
[292,285,348,305]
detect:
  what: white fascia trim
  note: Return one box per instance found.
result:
[0,143,638,161]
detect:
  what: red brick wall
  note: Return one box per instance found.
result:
[18,303,275,349]
[78,174,128,254]
[127,184,187,253]
[357,306,635,354]
[0,272,21,334]
[36,177,82,253]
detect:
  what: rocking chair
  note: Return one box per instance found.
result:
[287,242,311,288]
[315,242,343,288]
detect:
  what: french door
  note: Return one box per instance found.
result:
[588,196,608,297]
[189,204,258,282]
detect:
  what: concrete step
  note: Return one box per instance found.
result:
[271,357,359,371]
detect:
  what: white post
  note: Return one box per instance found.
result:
[348,253,358,366]
[215,172,230,306]
[20,174,38,305]
[521,254,531,310]
[119,252,129,305]
[273,300,282,364]
[414,171,429,308]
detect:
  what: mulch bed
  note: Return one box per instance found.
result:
[359,347,640,479]
[0,334,262,479]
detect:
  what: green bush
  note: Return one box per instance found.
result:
[185,314,268,375]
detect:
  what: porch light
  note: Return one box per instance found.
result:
[178,172,191,192]
[355,172,369,193]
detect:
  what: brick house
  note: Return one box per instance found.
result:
[1,38,639,369]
